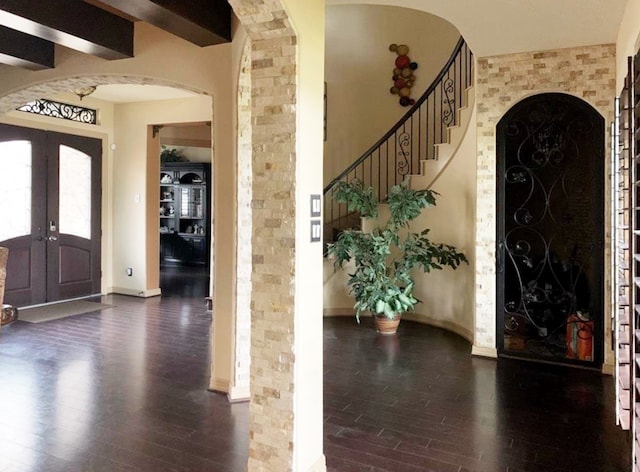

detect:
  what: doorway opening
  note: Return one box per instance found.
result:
[154,122,212,298]
[496,93,604,366]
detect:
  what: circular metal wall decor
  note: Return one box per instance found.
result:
[389,43,418,107]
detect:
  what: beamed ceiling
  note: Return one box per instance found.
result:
[0,0,231,71]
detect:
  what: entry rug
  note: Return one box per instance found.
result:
[19,300,113,323]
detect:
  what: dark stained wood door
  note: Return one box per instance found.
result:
[0,124,101,306]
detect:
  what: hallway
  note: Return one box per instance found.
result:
[0,295,630,471]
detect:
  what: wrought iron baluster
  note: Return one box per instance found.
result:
[323,37,473,237]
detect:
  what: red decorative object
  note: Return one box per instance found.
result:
[395,55,410,69]
[566,313,594,361]
[389,43,418,107]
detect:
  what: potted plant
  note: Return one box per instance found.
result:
[327,179,467,334]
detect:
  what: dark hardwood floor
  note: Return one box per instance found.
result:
[160,265,210,298]
[0,295,631,471]
[324,318,631,472]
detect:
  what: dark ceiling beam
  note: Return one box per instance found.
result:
[0,25,53,70]
[0,0,133,60]
[93,0,231,46]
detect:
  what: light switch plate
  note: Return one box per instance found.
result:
[310,194,321,217]
[310,219,321,242]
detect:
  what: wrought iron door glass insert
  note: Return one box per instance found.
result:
[17,99,97,125]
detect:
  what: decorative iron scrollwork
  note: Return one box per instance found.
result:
[499,96,602,361]
[397,131,411,176]
[17,99,97,125]
[442,78,455,125]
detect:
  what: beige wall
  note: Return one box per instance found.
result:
[289,1,326,467]
[407,106,477,342]
[324,4,460,184]
[617,0,640,91]
[159,123,212,163]
[111,96,212,295]
[207,21,249,402]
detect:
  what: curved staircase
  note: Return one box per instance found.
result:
[323,37,474,243]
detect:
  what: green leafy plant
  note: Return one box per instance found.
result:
[160,146,188,164]
[327,179,467,322]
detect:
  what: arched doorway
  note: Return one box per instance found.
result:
[496,92,604,366]
[0,78,214,303]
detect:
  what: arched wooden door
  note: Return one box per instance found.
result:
[496,93,604,366]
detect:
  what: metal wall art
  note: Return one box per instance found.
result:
[389,43,418,107]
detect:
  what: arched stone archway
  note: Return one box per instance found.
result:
[229,1,302,470]
[229,1,326,470]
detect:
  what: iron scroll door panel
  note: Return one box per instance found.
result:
[0,124,102,306]
[496,93,604,365]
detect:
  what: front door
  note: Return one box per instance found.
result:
[496,93,604,365]
[0,124,102,307]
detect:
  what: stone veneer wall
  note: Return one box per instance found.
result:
[228,1,299,470]
[474,44,616,366]
[233,38,253,400]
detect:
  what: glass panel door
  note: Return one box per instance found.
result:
[59,145,92,240]
[0,141,32,242]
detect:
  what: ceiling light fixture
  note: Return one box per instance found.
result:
[72,85,97,100]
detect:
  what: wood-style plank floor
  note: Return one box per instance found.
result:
[0,294,631,471]
[323,318,630,472]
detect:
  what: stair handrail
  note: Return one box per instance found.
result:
[323,36,471,195]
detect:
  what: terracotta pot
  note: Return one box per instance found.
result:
[374,314,401,335]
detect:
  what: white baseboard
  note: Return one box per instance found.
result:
[471,345,498,358]
[227,385,250,403]
[304,455,327,472]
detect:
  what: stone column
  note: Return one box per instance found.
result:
[229,0,326,470]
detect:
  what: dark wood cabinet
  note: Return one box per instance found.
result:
[159,163,210,266]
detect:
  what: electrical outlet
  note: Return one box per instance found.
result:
[126,267,133,276]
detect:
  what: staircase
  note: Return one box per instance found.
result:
[323,37,474,242]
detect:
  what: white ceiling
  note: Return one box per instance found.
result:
[89,84,198,103]
[327,0,628,57]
